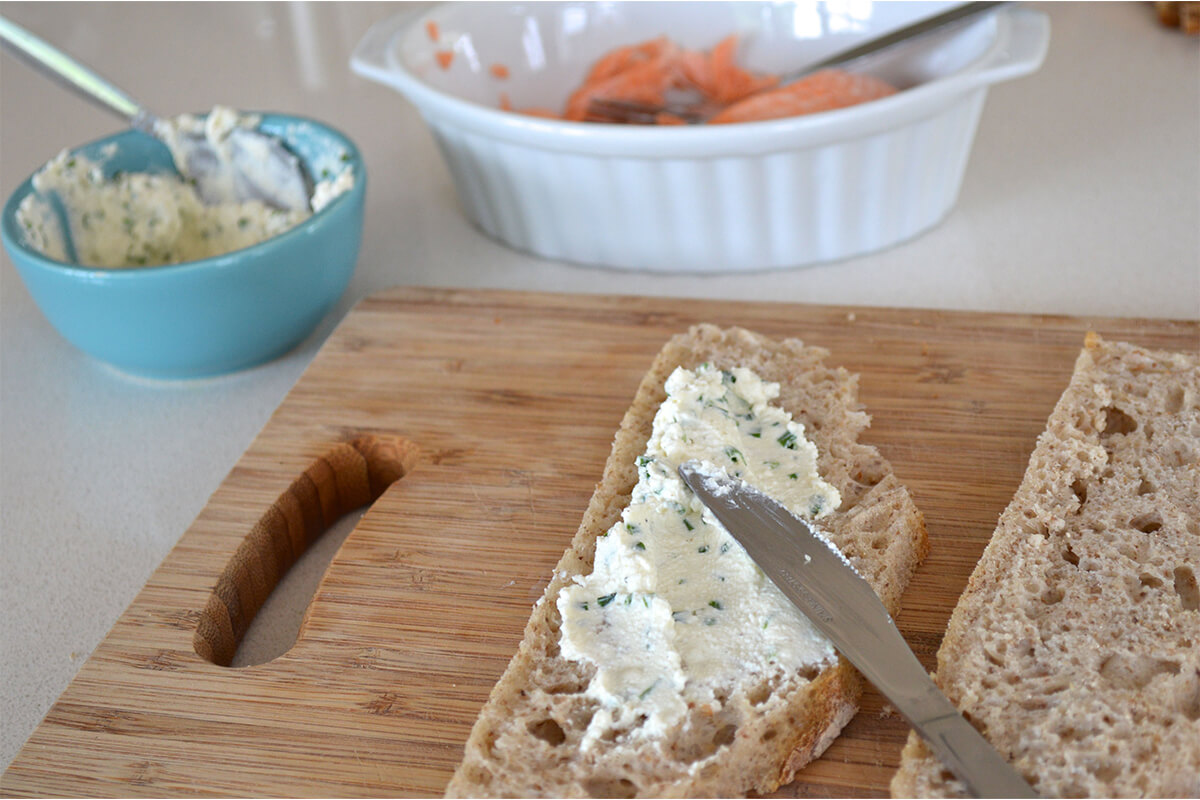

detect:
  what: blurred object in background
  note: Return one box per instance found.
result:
[1155,1,1200,33]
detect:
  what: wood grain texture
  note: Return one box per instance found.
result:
[194,436,421,667]
[3,287,1196,798]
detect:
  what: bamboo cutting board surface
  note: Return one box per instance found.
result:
[4,287,1196,798]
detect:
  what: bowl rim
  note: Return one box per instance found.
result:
[352,2,1048,157]
[1,112,366,280]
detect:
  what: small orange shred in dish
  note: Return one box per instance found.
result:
[425,20,440,42]
[516,35,896,124]
[490,63,510,80]
[435,50,454,70]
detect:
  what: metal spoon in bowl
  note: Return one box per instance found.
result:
[0,15,310,211]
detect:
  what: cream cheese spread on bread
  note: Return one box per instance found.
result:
[557,364,841,748]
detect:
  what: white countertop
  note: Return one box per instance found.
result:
[1,1,1197,772]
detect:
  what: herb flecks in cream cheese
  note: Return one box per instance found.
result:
[15,107,353,269]
[557,364,841,749]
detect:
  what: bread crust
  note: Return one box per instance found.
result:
[891,334,1200,798]
[447,324,929,797]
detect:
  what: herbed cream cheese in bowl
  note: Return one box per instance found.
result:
[557,363,841,748]
[1,109,366,378]
[15,107,354,269]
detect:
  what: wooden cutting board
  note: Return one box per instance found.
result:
[4,287,1196,798]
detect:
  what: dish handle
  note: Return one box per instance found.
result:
[350,7,424,86]
[973,6,1051,85]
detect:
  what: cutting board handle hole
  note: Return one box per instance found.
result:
[193,435,420,667]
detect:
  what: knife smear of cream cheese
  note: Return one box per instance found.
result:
[556,364,843,749]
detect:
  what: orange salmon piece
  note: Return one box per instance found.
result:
[710,34,741,103]
[425,20,439,42]
[435,50,454,69]
[674,35,777,106]
[585,36,672,83]
[490,63,510,80]
[564,53,680,120]
[701,35,777,104]
[654,112,688,125]
[709,68,895,124]
[678,49,714,94]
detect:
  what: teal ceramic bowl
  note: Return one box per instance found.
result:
[1,114,365,379]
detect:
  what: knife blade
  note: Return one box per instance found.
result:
[677,461,1037,799]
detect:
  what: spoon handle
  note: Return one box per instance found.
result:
[0,15,152,129]
[795,1,1010,79]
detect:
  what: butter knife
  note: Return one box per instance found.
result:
[677,462,1037,799]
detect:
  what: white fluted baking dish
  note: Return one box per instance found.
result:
[352,2,1049,272]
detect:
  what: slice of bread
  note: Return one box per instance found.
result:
[891,333,1200,798]
[446,324,929,798]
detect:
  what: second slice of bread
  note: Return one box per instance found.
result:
[891,333,1200,798]
[447,324,929,797]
